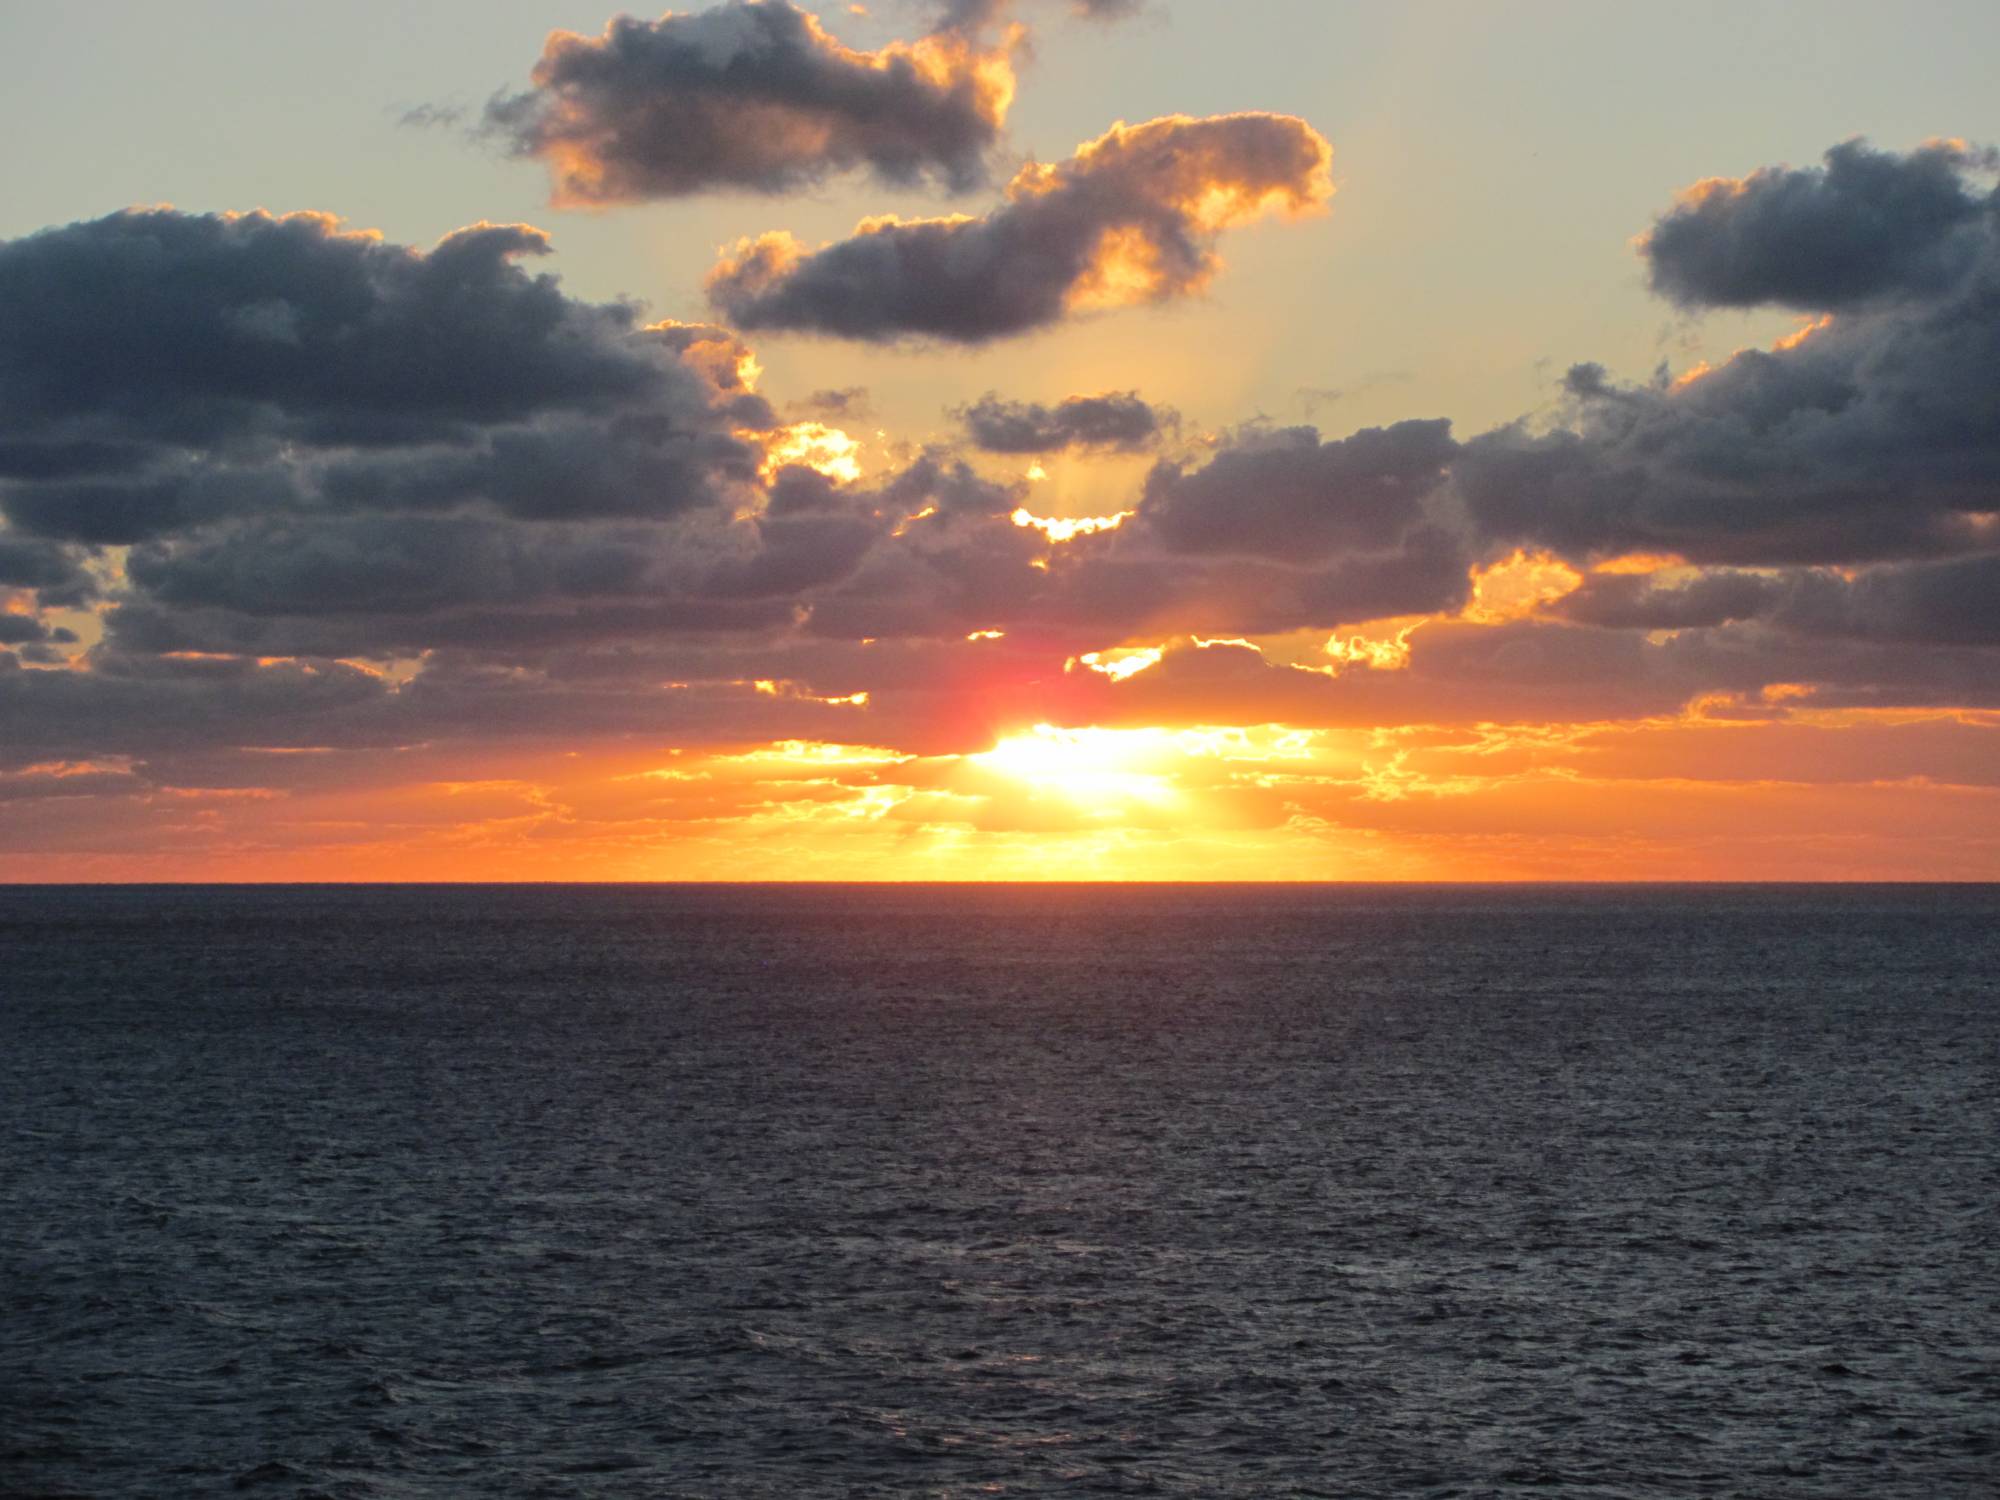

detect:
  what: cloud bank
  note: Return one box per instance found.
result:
[2,131,1997,877]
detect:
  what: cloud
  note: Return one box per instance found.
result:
[0,211,660,439]
[1767,553,2000,647]
[706,111,1333,342]
[315,415,757,524]
[955,390,1174,452]
[0,614,57,646]
[698,467,885,598]
[398,102,467,130]
[0,208,756,542]
[924,0,1144,31]
[0,536,98,607]
[1137,420,1457,561]
[1458,142,2000,569]
[487,1,1020,204]
[124,515,666,619]
[1551,568,1784,631]
[1642,138,1998,310]
[793,386,872,420]
[4,135,1997,860]
[1552,554,2000,649]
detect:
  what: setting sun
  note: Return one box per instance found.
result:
[970,724,1180,808]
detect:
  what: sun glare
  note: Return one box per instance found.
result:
[753,421,863,483]
[1011,506,1133,543]
[971,724,1179,806]
[1072,646,1165,681]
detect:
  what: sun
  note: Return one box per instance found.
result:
[970,724,1179,807]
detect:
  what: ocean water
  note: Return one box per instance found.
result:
[3,884,1996,1499]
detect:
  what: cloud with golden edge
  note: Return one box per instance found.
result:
[488,0,1021,204]
[706,111,1333,342]
[1011,506,1133,543]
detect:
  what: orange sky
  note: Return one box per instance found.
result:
[6,543,1995,881]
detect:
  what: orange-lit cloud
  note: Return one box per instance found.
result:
[489,1,1021,204]
[1461,551,1584,624]
[707,111,1333,341]
[750,421,864,484]
[1071,645,1164,681]
[1011,506,1132,543]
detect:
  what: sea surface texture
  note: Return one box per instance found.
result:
[3,884,1997,1498]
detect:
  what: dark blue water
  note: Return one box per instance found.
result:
[3,884,1997,1498]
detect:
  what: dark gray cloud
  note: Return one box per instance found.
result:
[318,416,758,524]
[0,208,755,543]
[0,536,97,607]
[487,1,1018,204]
[1768,553,2000,647]
[699,468,885,599]
[1643,138,1998,310]
[1138,420,1457,562]
[124,516,664,620]
[1458,142,2000,569]
[99,592,799,665]
[0,439,153,481]
[5,469,308,547]
[0,211,659,438]
[956,390,1174,453]
[0,650,398,767]
[1552,555,2000,649]
[1552,568,1785,632]
[1104,524,1470,637]
[793,387,872,420]
[0,614,55,646]
[707,111,1333,342]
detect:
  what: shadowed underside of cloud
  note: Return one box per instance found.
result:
[487,0,1020,203]
[1769,553,2000,646]
[1545,558,2000,648]
[955,390,1174,452]
[1550,568,1784,631]
[705,111,1334,342]
[1139,421,1457,562]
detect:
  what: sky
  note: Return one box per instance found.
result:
[0,0,1997,880]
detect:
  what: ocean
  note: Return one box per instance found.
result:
[3,884,1996,1497]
